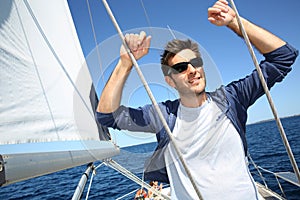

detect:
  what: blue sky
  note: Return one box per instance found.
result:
[68,0,300,147]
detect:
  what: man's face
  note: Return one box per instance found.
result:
[165,49,206,98]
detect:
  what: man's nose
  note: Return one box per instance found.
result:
[187,64,196,74]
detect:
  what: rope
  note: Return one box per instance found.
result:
[85,162,105,200]
[116,188,140,200]
[166,25,177,39]
[104,159,170,200]
[101,0,203,199]
[140,1,174,101]
[141,169,145,191]
[229,0,300,184]
[86,0,119,146]
[248,153,268,188]
[86,0,105,86]
[256,166,288,198]
[140,0,154,36]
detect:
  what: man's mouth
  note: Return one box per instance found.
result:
[188,76,201,84]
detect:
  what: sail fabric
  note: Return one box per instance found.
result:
[0,0,100,144]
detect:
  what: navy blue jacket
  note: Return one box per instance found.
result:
[96,44,298,183]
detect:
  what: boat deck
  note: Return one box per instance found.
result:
[256,182,285,200]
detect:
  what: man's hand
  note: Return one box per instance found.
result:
[120,31,151,67]
[208,0,236,26]
[97,31,151,113]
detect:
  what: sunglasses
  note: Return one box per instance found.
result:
[167,57,203,75]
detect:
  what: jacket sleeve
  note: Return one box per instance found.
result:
[226,43,298,110]
[96,103,165,133]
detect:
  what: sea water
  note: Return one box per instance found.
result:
[0,116,300,200]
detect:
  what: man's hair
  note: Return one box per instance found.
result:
[160,39,201,76]
[149,181,155,186]
[149,180,158,186]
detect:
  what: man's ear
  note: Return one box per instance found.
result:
[165,76,176,89]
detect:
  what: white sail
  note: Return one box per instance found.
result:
[0,0,119,186]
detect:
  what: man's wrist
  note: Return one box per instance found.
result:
[118,59,133,73]
[226,17,242,37]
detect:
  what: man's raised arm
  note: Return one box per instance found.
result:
[208,0,286,54]
[97,31,151,113]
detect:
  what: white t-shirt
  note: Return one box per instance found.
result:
[164,98,261,199]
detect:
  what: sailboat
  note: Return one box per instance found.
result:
[1,0,299,199]
[0,0,119,188]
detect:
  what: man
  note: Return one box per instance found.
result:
[96,0,298,199]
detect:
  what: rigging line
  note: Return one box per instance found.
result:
[85,173,94,200]
[116,188,140,200]
[141,170,145,191]
[72,163,94,200]
[101,0,203,199]
[141,2,175,102]
[166,25,177,39]
[23,0,95,119]
[140,0,154,36]
[19,1,59,138]
[166,25,177,100]
[105,159,170,200]
[248,152,268,188]
[84,162,105,200]
[166,24,176,101]
[229,0,300,184]
[86,0,105,86]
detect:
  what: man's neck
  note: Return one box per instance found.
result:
[180,92,207,108]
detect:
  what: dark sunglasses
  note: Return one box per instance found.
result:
[167,57,203,75]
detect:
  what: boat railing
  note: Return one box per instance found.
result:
[248,153,300,199]
[104,159,170,200]
[116,188,140,200]
[72,159,170,200]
